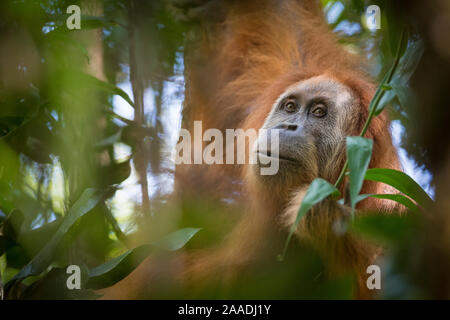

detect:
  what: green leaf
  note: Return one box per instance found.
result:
[391,84,415,108]
[392,40,424,86]
[87,244,152,290]
[355,193,421,214]
[73,72,135,108]
[86,228,200,289]
[21,266,100,300]
[370,194,421,214]
[152,227,201,251]
[365,168,433,208]
[375,88,395,115]
[375,40,424,115]
[385,3,407,58]
[5,189,104,290]
[280,178,339,261]
[102,158,132,186]
[347,137,373,215]
[354,193,372,204]
[351,214,417,246]
[18,218,63,257]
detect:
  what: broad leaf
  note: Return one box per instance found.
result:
[87,244,152,290]
[375,40,424,115]
[365,168,433,208]
[5,189,104,290]
[102,158,132,186]
[87,228,200,289]
[392,40,424,86]
[152,227,201,251]
[370,194,421,214]
[354,193,421,214]
[347,137,373,215]
[21,266,100,300]
[391,84,415,109]
[73,72,135,108]
[385,2,407,58]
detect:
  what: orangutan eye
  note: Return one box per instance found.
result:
[310,103,327,118]
[282,100,298,113]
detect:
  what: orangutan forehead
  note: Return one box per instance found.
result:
[281,75,353,105]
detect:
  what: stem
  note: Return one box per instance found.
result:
[334,161,348,189]
[102,202,129,247]
[334,27,407,189]
[128,0,151,218]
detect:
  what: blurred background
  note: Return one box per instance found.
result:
[0,0,449,299]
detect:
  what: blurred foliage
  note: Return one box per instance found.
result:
[0,0,444,300]
[0,0,192,299]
